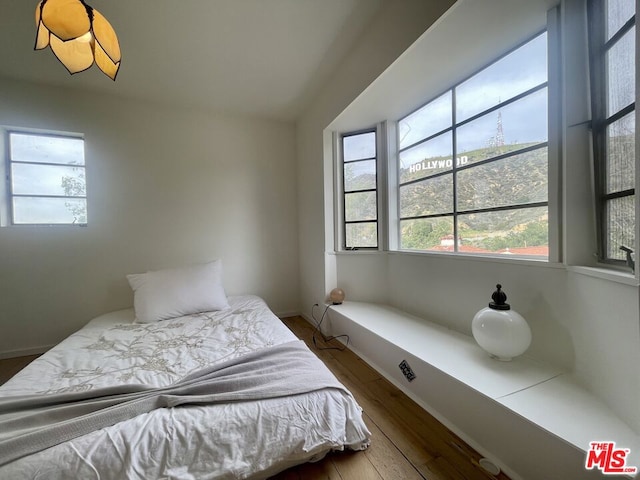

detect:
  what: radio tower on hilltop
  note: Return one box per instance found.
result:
[487,110,505,148]
[495,111,504,146]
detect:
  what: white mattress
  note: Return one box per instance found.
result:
[0,295,370,479]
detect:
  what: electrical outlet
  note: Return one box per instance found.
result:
[398,360,416,382]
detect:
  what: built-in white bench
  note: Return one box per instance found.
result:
[328,301,640,480]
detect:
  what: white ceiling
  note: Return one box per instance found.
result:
[0,0,383,121]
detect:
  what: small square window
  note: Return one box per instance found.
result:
[6,131,87,225]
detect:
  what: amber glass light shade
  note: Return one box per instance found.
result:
[329,288,345,305]
[35,0,121,80]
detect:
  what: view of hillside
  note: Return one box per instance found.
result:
[399,143,548,255]
[345,143,550,255]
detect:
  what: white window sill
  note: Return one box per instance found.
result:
[328,250,384,255]
[330,249,559,266]
[567,265,639,287]
[389,249,564,267]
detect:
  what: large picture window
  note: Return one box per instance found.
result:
[6,131,87,225]
[342,130,378,249]
[397,32,549,258]
[588,0,636,265]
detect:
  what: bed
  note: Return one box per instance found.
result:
[0,263,370,479]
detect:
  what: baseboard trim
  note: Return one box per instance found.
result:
[276,311,301,319]
[0,344,54,360]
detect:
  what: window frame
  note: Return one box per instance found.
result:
[340,128,379,250]
[4,129,87,227]
[587,0,636,267]
[396,30,551,259]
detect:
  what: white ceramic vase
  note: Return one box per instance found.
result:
[472,284,531,361]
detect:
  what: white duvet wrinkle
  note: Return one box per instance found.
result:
[68,442,100,479]
[166,410,206,480]
[243,401,279,474]
[121,411,160,471]
[302,393,349,450]
[104,428,128,470]
[155,416,177,479]
[22,441,104,480]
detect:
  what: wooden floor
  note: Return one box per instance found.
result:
[0,317,510,480]
[0,354,40,385]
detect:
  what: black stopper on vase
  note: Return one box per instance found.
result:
[489,284,511,310]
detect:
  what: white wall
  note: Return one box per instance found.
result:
[296,0,457,319]
[333,253,388,304]
[0,76,299,356]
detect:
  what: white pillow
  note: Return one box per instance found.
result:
[127,260,230,323]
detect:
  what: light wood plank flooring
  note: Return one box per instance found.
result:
[0,317,510,480]
[0,354,40,385]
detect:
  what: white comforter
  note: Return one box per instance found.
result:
[0,295,370,479]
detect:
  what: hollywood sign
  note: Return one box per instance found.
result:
[409,156,469,174]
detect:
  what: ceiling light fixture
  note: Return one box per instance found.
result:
[34,0,121,80]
